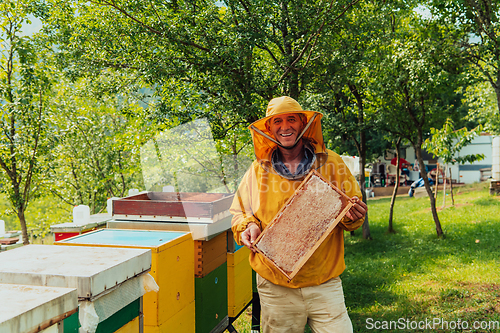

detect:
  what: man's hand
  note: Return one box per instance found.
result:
[346,196,367,221]
[241,222,261,253]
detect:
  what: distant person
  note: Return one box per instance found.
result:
[390,157,410,168]
[391,157,410,177]
[408,177,435,197]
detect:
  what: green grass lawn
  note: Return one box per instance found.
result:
[2,182,498,332]
[229,182,500,332]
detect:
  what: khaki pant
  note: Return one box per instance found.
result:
[257,275,353,333]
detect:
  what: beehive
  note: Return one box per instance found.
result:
[50,213,110,241]
[145,300,195,333]
[112,192,234,223]
[0,284,78,333]
[107,216,232,241]
[195,262,228,333]
[0,245,151,333]
[94,298,141,333]
[227,246,252,318]
[56,229,195,332]
[194,231,227,278]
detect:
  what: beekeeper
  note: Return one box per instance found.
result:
[230,96,367,333]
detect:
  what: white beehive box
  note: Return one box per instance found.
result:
[0,283,78,333]
[0,245,151,300]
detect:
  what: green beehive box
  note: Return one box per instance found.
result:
[63,311,79,333]
[252,270,258,293]
[95,298,140,333]
[195,262,228,333]
[61,296,140,333]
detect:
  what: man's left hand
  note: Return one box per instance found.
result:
[346,196,367,221]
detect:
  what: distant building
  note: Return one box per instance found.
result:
[398,134,493,184]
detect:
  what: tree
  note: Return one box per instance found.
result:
[427,0,500,133]
[463,80,500,134]
[38,0,375,210]
[0,1,55,244]
[306,1,421,239]
[49,76,157,213]
[308,89,374,240]
[426,0,498,108]
[387,137,403,234]
[303,1,396,240]
[42,0,362,125]
[423,118,484,207]
[371,14,467,237]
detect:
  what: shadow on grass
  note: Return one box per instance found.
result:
[343,223,412,313]
[473,197,499,206]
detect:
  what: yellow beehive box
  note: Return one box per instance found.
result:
[145,300,195,333]
[115,316,140,333]
[55,229,195,328]
[227,246,252,317]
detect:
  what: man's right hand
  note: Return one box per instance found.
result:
[241,222,261,253]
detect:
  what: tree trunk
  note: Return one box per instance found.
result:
[449,167,455,206]
[434,162,439,200]
[289,69,300,100]
[414,142,444,237]
[18,209,30,245]
[232,133,239,193]
[362,211,371,239]
[359,153,371,240]
[496,80,500,114]
[388,138,401,233]
[351,152,370,238]
[348,83,371,240]
[442,163,448,208]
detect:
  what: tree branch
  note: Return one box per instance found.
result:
[271,0,361,90]
[23,87,44,205]
[148,0,165,30]
[50,189,76,207]
[88,0,211,52]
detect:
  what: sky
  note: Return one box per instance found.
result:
[415,5,433,19]
[20,15,43,36]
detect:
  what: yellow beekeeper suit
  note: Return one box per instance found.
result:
[230,96,364,288]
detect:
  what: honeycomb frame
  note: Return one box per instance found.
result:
[252,169,354,281]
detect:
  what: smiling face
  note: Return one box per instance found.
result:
[268,113,306,148]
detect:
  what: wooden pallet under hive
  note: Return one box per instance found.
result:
[253,170,354,281]
[0,238,18,245]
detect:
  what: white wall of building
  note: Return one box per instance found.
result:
[401,135,493,184]
[453,135,492,183]
[491,136,500,180]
